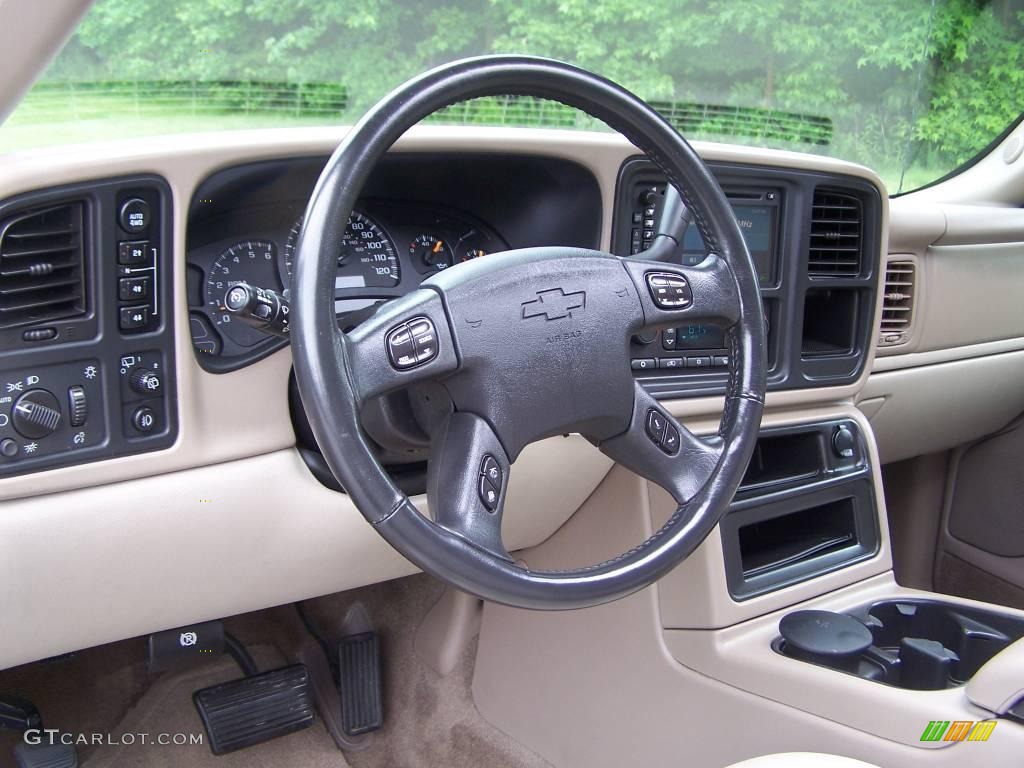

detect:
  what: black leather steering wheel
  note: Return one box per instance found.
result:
[291,56,766,610]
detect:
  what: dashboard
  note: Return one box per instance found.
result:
[185,153,602,372]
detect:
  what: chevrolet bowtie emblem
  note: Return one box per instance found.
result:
[521,288,587,321]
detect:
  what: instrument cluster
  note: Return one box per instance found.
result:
[187,202,507,370]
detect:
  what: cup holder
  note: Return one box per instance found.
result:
[774,599,1024,690]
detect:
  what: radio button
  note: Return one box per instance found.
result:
[645,272,692,309]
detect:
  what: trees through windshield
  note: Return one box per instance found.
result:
[2,0,1022,193]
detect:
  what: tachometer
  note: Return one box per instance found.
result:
[205,239,280,348]
[282,210,400,289]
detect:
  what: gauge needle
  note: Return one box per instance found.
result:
[432,240,444,253]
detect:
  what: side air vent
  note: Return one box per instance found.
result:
[808,190,862,276]
[0,202,86,329]
[879,259,916,346]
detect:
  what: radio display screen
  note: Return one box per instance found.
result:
[681,203,776,284]
[675,322,727,350]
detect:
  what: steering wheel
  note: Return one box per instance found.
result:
[291,56,766,610]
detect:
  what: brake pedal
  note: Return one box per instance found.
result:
[193,664,315,755]
[338,632,383,736]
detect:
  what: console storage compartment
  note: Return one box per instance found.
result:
[722,479,879,599]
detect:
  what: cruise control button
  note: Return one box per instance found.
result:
[645,272,693,310]
[480,455,502,488]
[645,408,667,444]
[661,424,681,455]
[479,475,499,511]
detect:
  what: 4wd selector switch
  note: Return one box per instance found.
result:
[129,368,162,396]
[12,389,62,439]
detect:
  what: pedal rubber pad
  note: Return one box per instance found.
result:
[193,664,315,755]
[338,631,383,736]
[14,742,78,768]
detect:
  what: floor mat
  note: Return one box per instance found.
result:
[86,645,350,768]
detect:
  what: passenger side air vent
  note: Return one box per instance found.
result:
[808,190,862,276]
[0,202,86,329]
[879,259,916,346]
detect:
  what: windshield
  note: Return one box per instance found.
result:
[2,0,1021,194]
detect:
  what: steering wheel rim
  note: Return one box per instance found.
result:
[291,55,766,610]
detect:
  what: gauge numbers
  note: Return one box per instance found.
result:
[205,239,279,348]
[283,210,400,289]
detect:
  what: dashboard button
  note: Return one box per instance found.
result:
[118,240,149,265]
[686,355,712,369]
[658,357,684,369]
[119,198,151,233]
[119,305,149,331]
[631,358,656,371]
[132,406,157,434]
[662,327,677,349]
[645,272,692,310]
[119,276,151,301]
[0,439,18,458]
[713,355,730,367]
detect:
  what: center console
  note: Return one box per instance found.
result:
[612,158,882,399]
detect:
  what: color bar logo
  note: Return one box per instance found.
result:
[920,720,997,742]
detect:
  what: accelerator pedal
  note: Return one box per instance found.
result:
[338,632,383,736]
[193,664,315,755]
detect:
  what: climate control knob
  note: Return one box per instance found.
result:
[129,368,162,396]
[12,389,62,439]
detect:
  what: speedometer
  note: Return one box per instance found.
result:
[282,210,400,289]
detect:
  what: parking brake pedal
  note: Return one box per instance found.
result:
[194,664,315,755]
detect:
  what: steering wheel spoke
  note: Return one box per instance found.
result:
[621,252,741,331]
[598,383,723,503]
[344,288,460,405]
[426,412,511,560]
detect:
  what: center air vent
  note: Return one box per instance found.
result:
[0,202,86,329]
[879,259,916,346]
[809,190,862,276]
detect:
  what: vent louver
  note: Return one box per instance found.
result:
[879,260,915,346]
[0,202,86,329]
[809,190,862,276]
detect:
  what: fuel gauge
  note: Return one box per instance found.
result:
[410,235,452,272]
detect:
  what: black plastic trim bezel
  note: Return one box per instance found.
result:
[613,157,882,400]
